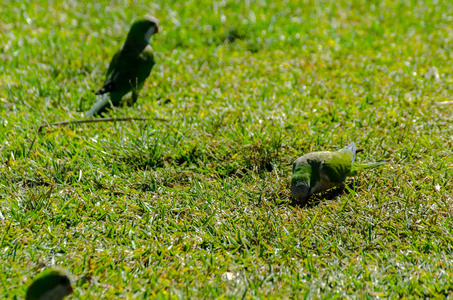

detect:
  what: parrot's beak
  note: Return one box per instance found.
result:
[67,285,74,294]
[155,24,159,34]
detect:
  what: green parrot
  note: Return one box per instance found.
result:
[26,268,74,300]
[291,142,386,202]
[86,16,159,117]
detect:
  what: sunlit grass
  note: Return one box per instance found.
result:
[1,0,453,298]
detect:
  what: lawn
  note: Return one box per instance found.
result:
[1,0,453,298]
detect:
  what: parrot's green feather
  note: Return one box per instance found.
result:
[291,164,311,185]
[105,51,121,85]
[291,142,386,202]
[319,150,354,183]
[26,268,73,300]
[86,16,158,117]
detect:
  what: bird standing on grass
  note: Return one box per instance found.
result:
[291,142,387,202]
[26,268,74,300]
[86,16,159,117]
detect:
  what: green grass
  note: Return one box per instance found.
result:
[2,0,453,298]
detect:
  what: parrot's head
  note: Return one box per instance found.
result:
[26,268,74,300]
[291,163,311,202]
[290,179,310,202]
[128,16,159,44]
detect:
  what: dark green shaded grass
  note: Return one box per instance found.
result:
[2,0,453,298]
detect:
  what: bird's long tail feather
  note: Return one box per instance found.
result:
[85,97,112,118]
[350,160,389,175]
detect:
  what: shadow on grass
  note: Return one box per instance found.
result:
[288,180,359,208]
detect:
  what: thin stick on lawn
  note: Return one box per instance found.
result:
[28,117,168,154]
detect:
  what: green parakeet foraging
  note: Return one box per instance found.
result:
[86,16,159,117]
[26,268,74,300]
[291,142,386,202]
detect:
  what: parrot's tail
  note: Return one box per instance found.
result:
[350,160,389,175]
[85,97,112,118]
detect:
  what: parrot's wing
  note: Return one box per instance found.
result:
[101,48,154,94]
[320,151,354,183]
[94,79,115,95]
[128,46,155,92]
[137,47,155,82]
[95,51,122,95]
[105,50,121,83]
